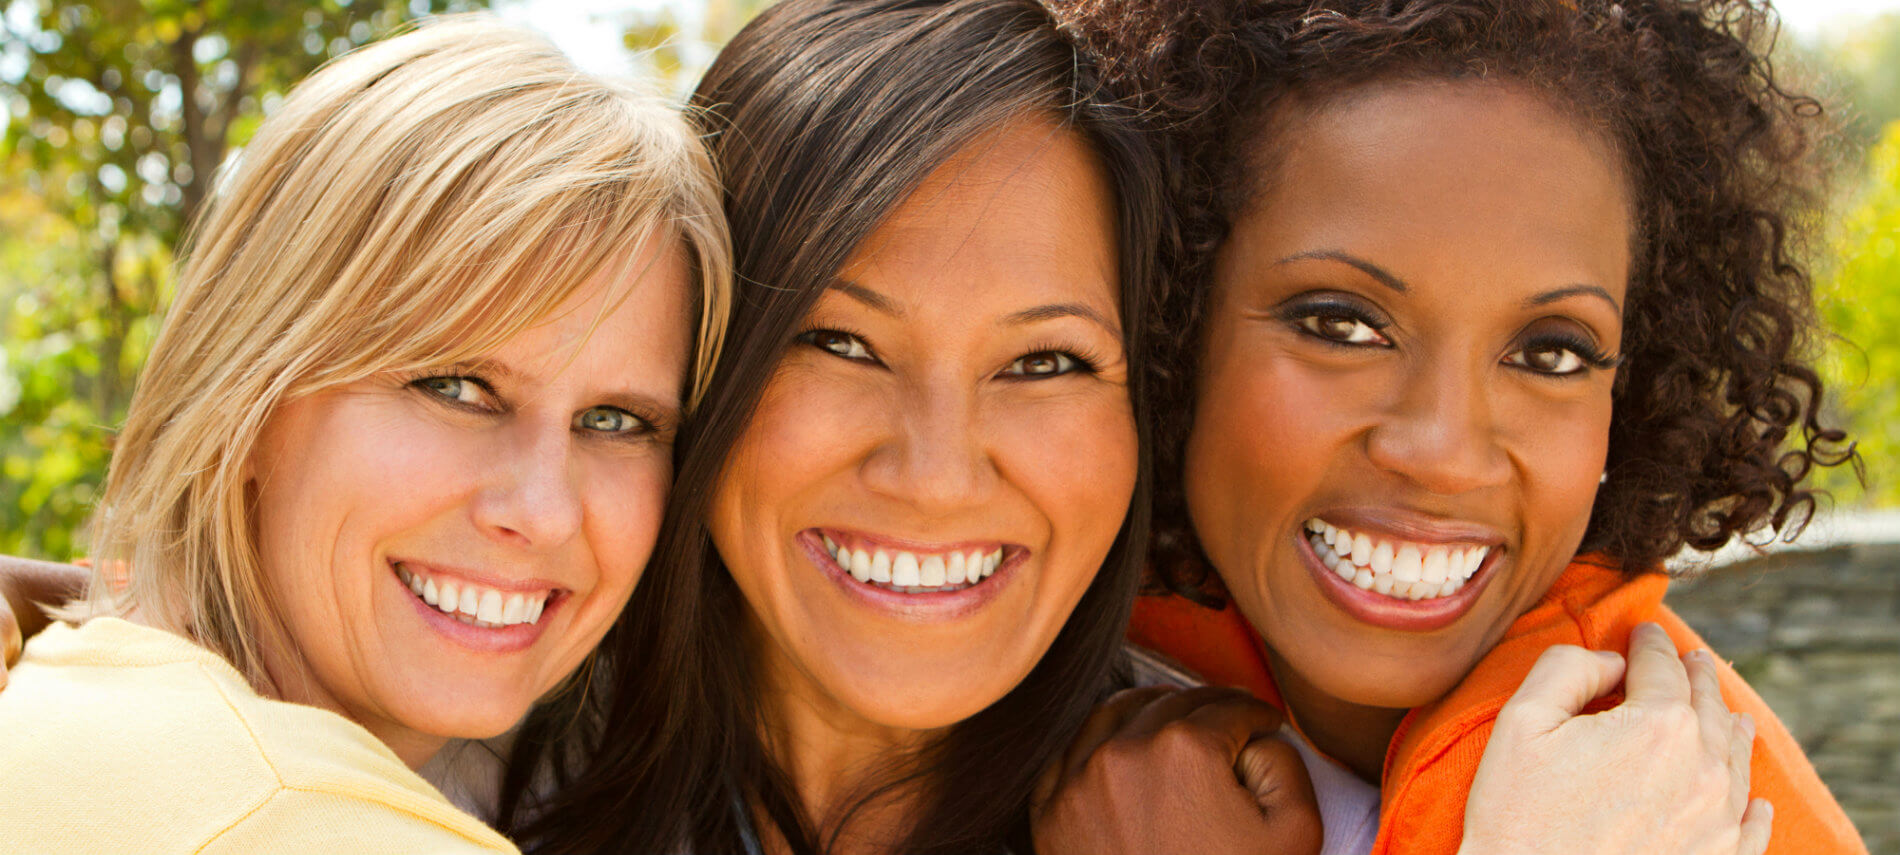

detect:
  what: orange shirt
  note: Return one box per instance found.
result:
[1128,557,1866,855]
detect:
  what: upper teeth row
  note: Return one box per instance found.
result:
[397,563,547,628]
[1305,519,1491,601]
[823,535,1002,589]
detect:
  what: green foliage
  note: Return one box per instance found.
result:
[0,0,483,559]
[1817,120,1900,508]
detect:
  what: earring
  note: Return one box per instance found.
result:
[1599,471,1609,484]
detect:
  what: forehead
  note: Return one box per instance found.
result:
[493,238,695,389]
[842,116,1120,325]
[1243,80,1632,290]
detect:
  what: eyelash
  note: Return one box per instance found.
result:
[1276,297,1618,377]
[795,327,1103,379]
[401,370,658,438]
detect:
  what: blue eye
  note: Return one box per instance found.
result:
[574,407,648,435]
[415,376,487,406]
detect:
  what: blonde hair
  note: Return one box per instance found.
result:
[80,15,731,688]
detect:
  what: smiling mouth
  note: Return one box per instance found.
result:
[1304,519,1495,601]
[818,531,1008,595]
[394,562,553,629]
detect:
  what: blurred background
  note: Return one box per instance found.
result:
[1,0,1896,850]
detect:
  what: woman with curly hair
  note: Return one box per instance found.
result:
[1045,0,1867,853]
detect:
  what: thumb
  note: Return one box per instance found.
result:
[1497,645,1626,737]
[1237,736,1322,854]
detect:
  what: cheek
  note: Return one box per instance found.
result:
[1000,389,1138,559]
[251,402,483,601]
[579,455,671,595]
[1502,384,1615,551]
[1185,336,1359,567]
[707,365,859,582]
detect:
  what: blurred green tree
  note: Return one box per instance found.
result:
[1817,120,1900,508]
[1,0,483,558]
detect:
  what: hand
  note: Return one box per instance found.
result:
[1459,623,1771,855]
[0,555,91,689]
[1032,686,1323,855]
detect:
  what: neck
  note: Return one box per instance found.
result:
[755,642,938,855]
[249,621,447,770]
[1267,648,1408,785]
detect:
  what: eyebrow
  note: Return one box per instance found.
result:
[440,358,682,426]
[828,279,903,317]
[1276,249,1409,293]
[1006,302,1120,336]
[829,278,1120,336]
[1525,284,1623,314]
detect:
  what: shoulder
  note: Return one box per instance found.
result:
[0,619,516,854]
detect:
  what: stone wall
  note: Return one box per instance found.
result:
[1667,545,1900,854]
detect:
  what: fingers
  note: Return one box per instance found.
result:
[1736,798,1774,855]
[1727,712,1757,821]
[1684,649,1734,758]
[1497,644,1626,736]
[1039,686,1175,807]
[1,598,21,690]
[1236,737,1323,854]
[1624,622,1691,709]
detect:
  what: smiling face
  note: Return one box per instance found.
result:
[246,237,692,766]
[709,117,1136,733]
[1185,81,1631,718]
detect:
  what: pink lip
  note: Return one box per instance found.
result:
[391,562,563,654]
[798,529,1025,623]
[1296,521,1504,633]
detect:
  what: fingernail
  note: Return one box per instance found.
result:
[1593,650,1623,664]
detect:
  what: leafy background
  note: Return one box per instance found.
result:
[0,1,1896,557]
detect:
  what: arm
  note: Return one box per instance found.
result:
[0,555,91,685]
[1456,624,1770,855]
[1031,686,1323,855]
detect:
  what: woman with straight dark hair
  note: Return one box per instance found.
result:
[498,0,1173,851]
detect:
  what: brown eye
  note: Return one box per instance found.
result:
[1299,313,1387,346]
[1004,351,1081,378]
[1507,344,1587,375]
[798,329,874,361]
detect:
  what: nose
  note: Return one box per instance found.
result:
[1364,356,1511,496]
[471,419,585,550]
[859,379,994,516]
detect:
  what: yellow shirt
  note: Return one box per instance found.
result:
[0,618,519,855]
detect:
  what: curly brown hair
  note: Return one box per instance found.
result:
[1052,0,1858,601]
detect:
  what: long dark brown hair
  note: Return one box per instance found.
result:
[497,1,1166,852]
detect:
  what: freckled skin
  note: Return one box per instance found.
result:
[1184,81,1631,780]
[247,241,693,768]
[709,116,1136,750]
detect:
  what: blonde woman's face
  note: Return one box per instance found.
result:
[246,238,693,767]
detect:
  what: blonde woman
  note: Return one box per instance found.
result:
[0,17,727,854]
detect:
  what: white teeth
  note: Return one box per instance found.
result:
[891,552,921,587]
[1305,520,1494,603]
[1393,545,1423,583]
[477,590,504,623]
[397,564,550,629]
[1371,541,1394,574]
[819,536,1007,594]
